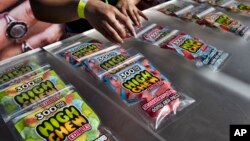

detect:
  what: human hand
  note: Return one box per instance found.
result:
[0,0,65,60]
[85,0,135,43]
[116,0,148,26]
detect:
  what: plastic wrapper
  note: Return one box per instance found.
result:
[101,54,195,129]
[158,2,192,17]
[178,4,216,22]
[0,69,67,122]
[137,23,178,45]
[84,45,138,80]
[56,40,104,67]
[219,0,250,16]
[9,86,117,141]
[158,31,229,71]
[0,60,41,85]
[0,65,51,90]
[202,11,250,38]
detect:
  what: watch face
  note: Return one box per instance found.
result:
[6,21,28,39]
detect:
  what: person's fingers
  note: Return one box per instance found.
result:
[106,17,126,38]
[26,24,64,48]
[0,44,22,61]
[121,8,128,16]
[9,1,36,25]
[128,7,139,26]
[114,8,135,36]
[138,10,149,21]
[95,24,117,43]
[0,0,38,50]
[101,22,123,43]
[24,22,51,40]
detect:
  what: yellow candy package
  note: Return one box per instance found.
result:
[10,87,116,141]
[0,70,66,122]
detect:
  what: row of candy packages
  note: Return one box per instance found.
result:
[52,23,196,130]
[195,0,250,16]
[0,60,117,141]
[82,45,195,130]
[136,23,229,71]
[158,0,250,39]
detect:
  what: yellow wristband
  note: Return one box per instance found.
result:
[78,0,88,19]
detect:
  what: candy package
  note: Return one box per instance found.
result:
[9,86,117,141]
[0,60,41,85]
[56,40,104,67]
[202,11,250,37]
[0,69,67,122]
[159,31,229,71]
[219,0,250,16]
[159,2,192,16]
[137,23,179,45]
[179,4,216,22]
[84,45,138,80]
[102,54,195,129]
[0,65,51,90]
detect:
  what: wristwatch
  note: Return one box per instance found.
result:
[4,14,28,41]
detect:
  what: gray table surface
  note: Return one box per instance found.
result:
[1,1,250,141]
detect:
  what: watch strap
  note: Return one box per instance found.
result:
[4,14,15,24]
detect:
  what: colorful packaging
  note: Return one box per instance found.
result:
[221,0,250,16]
[102,54,176,104]
[0,65,51,90]
[0,60,40,85]
[84,45,136,80]
[203,12,249,36]
[102,54,195,130]
[159,32,229,71]
[179,4,216,22]
[159,4,187,16]
[138,24,176,45]
[11,88,110,141]
[0,70,66,121]
[58,40,104,66]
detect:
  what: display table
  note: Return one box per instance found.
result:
[1,1,250,141]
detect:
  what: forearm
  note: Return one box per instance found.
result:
[29,0,80,23]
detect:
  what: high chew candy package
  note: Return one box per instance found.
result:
[0,70,66,121]
[57,40,104,66]
[0,65,51,90]
[10,87,115,141]
[178,4,216,22]
[84,45,136,80]
[202,11,250,37]
[158,2,192,16]
[218,0,250,16]
[0,60,41,85]
[159,32,229,71]
[102,54,195,129]
[137,24,177,45]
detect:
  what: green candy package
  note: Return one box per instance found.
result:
[10,86,117,141]
[0,65,51,90]
[0,69,66,122]
[0,60,41,85]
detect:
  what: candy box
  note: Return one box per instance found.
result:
[58,40,104,67]
[11,89,104,141]
[0,70,66,121]
[0,60,41,85]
